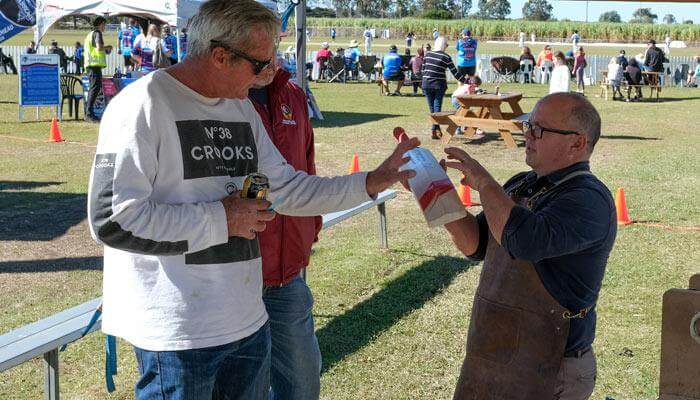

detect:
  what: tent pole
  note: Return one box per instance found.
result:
[176,27,182,63]
[295,0,307,93]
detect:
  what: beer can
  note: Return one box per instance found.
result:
[241,173,269,200]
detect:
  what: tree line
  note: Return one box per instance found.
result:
[300,0,694,24]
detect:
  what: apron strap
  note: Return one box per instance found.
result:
[563,305,593,319]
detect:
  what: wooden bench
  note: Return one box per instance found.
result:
[428,111,459,137]
[600,81,660,102]
[430,94,526,149]
[0,190,398,399]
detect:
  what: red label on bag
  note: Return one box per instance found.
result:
[418,178,455,210]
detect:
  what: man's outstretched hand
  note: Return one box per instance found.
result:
[443,147,497,192]
[365,137,420,196]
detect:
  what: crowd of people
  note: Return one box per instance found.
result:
[514,37,690,101]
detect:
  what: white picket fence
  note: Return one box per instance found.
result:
[0,45,125,75]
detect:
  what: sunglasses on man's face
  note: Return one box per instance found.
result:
[522,120,581,139]
[210,40,276,75]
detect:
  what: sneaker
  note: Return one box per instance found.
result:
[84,114,100,123]
[471,129,485,140]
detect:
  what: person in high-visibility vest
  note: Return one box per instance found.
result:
[84,16,112,122]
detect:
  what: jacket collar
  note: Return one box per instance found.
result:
[269,68,291,93]
[522,161,590,187]
[544,161,590,184]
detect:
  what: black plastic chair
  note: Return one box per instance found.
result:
[60,74,84,120]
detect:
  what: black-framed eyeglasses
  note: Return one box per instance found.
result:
[210,40,274,75]
[522,120,581,139]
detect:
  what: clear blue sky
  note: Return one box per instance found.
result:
[478,1,700,22]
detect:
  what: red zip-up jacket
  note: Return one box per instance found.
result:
[250,69,322,286]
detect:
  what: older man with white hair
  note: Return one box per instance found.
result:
[444,93,616,400]
[87,0,418,399]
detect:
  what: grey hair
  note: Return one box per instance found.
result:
[187,0,280,59]
[541,92,602,152]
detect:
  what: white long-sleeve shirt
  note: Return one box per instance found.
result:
[88,70,371,351]
[549,65,571,94]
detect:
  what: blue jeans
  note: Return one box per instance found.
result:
[263,274,321,400]
[133,322,271,400]
[424,87,446,130]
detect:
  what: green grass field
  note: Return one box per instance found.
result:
[0,70,698,399]
[5,28,700,58]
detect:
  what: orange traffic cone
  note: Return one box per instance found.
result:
[47,117,64,142]
[457,184,477,207]
[348,154,360,174]
[615,187,632,225]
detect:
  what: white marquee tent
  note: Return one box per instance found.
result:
[33,0,309,93]
[34,0,206,44]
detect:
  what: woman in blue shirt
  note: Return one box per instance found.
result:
[456,28,478,77]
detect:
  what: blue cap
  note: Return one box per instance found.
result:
[463,28,471,36]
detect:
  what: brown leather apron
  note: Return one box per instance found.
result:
[453,171,591,400]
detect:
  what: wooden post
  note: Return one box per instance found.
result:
[43,349,59,400]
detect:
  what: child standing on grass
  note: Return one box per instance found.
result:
[607,56,624,100]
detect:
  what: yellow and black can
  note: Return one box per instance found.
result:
[241,173,269,200]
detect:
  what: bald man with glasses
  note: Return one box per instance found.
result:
[443,92,617,400]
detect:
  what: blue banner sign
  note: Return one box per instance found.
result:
[0,0,36,44]
[19,54,60,106]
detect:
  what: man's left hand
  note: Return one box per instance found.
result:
[443,147,497,192]
[365,137,420,196]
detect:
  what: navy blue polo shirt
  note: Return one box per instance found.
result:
[470,161,617,352]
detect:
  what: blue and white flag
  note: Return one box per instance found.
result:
[0,0,36,44]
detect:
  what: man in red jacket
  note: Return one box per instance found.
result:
[249,60,323,400]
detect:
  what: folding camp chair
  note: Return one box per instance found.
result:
[358,55,378,82]
[491,56,519,83]
[328,56,346,83]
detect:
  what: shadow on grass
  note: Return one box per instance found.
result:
[317,254,474,374]
[458,133,525,147]
[0,191,87,241]
[648,96,700,103]
[314,111,395,128]
[0,180,63,190]
[0,256,102,273]
[601,135,661,141]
